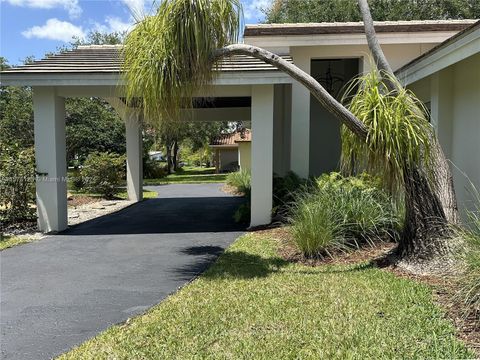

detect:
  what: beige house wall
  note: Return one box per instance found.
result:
[238,142,252,171]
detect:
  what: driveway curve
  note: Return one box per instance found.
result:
[1,183,246,360]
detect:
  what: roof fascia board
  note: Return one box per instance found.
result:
[397,27,480,85]
[244,31,459,48]
[0,70,292,87]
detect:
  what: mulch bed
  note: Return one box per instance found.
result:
[68,195,101,207]
[255,225,479,356]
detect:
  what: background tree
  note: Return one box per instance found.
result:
[265,0,480,23]
[123,0,461,271]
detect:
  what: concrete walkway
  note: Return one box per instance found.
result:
[1,184,245,360]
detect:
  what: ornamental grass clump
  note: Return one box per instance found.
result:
[226,169,251,196]
[455,187,480,325]
[289,172,400,258]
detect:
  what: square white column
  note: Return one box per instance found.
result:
[126,111,143,202]
[33,87,67,232]
[250,84,274,227]
[290,49,311,178]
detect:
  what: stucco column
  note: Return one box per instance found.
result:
[290,48,310,178]
[33,87,68,233]
[250,84,274,227]
[125,111,143,202]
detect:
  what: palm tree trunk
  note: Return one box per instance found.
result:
[358,0,459,267]
[214,13,459,269]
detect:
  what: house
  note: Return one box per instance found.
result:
[210,129,251,173]
[1,19,477,232]
[396,20,480,217]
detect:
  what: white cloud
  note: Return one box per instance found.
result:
[121,0,145,20]
[242,0,270,23]
[22,18,85,42]
[93,16,134,34]
[4,0,82,18]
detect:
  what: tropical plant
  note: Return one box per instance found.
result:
[123,0,459,270]
[341,70,434,195]
[81,152,126,199]
[288,172,400,258]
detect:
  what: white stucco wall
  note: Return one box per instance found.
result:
[408,53,480,218]
[288,43,436,177]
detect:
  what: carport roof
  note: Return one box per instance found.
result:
[1,45,293,74]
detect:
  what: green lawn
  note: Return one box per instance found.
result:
[59,233,473,359]
[0,235,36,251]
[145,166,227,185]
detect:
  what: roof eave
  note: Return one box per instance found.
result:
[0,70,293,87]
[396,22,480,85]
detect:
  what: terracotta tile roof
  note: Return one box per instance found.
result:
[1,45,293,74]
[244,20,477,37]
[210,129,251,147]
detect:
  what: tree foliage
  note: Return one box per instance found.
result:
[123,0,242,122]
[341,70,434,195]
[265,0,480,23]
[65,98,126,165]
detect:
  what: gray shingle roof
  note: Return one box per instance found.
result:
[1,45,293,74]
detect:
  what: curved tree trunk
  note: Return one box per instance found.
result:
[358,0,459,269]
[214,0,459,270]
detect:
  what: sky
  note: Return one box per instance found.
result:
[0,0,269,65]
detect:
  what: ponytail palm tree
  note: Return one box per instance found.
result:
[123,0,459,272]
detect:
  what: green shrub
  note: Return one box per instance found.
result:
[0,145,36,228]
[143,158,167,179]
[273,171,306,217]
[70,170,85,191]
[82,152,125,199]
[289,172,401,258]
[226,170,251,196]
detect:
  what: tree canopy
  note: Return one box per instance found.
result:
[264,0,480,23]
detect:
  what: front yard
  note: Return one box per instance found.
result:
[59,232,474,359]
[144,166,227,185]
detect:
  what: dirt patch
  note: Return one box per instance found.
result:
[68,195,100,207]
[257,226,396,267]
[221,184,244,196]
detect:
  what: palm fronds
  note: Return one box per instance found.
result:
[340,69,434,195]
[123,0,242,123]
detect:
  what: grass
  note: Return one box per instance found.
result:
[116,189,158,200]
[145,166,227,185]
[0,235,36,251]
[59,233,473,359]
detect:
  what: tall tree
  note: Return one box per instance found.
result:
[265,0,480,23]
[123,0,461,272]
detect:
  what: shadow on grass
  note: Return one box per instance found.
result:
[173,245,379,281]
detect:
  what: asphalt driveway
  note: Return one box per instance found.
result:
[1,183,246,360]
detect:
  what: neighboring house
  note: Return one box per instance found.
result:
[396,20,480,218]
[210,129,251,173]
[1,20,477,231]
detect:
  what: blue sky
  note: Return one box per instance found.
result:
[0,0,268,65]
